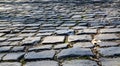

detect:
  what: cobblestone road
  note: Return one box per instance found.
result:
[0,0,120,66]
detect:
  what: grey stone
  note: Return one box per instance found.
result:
[0,29,11,33]
[8,37,23,41]
[0,37,7,42]
[3,52,25,61]
[0,42,11,46]
[5,34,17,37]
[9,41,20,46]
[95,34,120,41]
[22,37,41,45]
[98,42,120,47]
[21,30,37,33]
[0,54,5,60]
[38,29,55,33]
[100,58,120,66]
[25,24,40,27]
[55,29,74,35]
[0,46,12,52]
[82,29,97,34]
[99,47,120,57]
[73,42,93,48]
[72,26,87,30]
[28,45,52,51]
[62,60,98,66]
[57,47,93,59]
[0,33,5,37]
[54,43,68,50]
[36,33,52,36]
[11,46,25,52]
[68,35,92,42]
[100,28,120,33]
[42,36,65,44]
[24,50,55,60]
[0,62,21,66]
[25,61,58,66]
[18,33,35,37]
[61,23,75,27]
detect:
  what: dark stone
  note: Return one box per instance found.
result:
[21,30,37,33]
[11,46,25,52]
[99,47,120,57]
[57,47,93,59]
[24,50,55,60]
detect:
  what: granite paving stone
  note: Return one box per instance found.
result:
[8,37,23,41]
[100,58,120,66]
[3,52,25,61]
[18,33,35,37]
[57,47,93,59]
[95,34,120,41]
[0,42,11,46]
[25,61,58,66]
[0,62,21,66]
[0,37,7,42]
[28,45,52,51]
[42,36,65,44]
[99,47,120,57]
[0,33,5,37]
[73,42,93,48]
[55,29,74,35]
[100,28,120,33]
[36,32,52,37]
[0,54,5,61]
[54,43,68,50]
[11,46,25,52]
[98,42,120,47]
[0,46,12,52]
[24,50,56,60]
[68,35,92,42]
[62,60,98,66]
[22,37,41,45]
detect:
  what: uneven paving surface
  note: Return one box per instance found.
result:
[0,0,120,66]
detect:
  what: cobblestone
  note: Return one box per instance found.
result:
[0,0,119,65]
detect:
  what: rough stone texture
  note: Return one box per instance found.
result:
[11,46,25,52]
[68,35,92,42]
[24,50,55,60]
[28,45,52,51]
[98,42,120,47]
[25,61,58,66]
[99,47,120,57]
[54,43,68,50]
[42,36,65,44]
[3,52,25,61]
[0,62,21,66]
[0,46,12,52]
[73,42,93,48]
[0,54,5,60]
[8,37,23,41]
[57,47,93,59]
[100,28,120,33]
[62,60,98,66]
[100,58,120,66]
[22,37,41,45]
[95,34,120,41]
